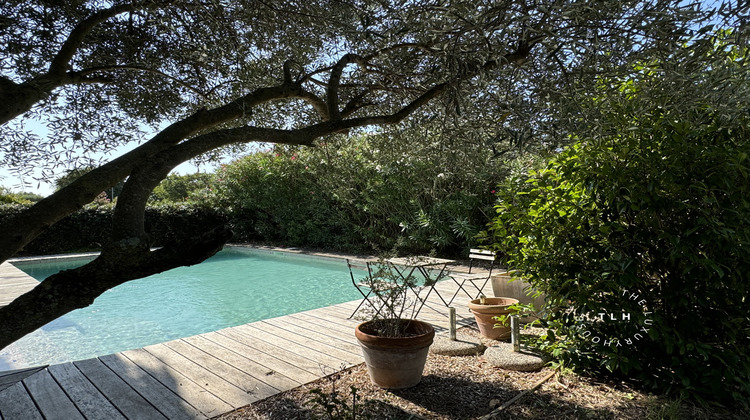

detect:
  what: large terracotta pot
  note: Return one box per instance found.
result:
[491,272,546,323]
[491,272,546,306]
[355,319,435,389]
[468,297,519,340]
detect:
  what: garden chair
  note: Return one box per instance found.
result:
[446,249,499,305]
[346,259,400,319]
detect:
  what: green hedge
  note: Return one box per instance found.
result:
[2,203,229,256]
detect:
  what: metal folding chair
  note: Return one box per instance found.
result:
[346,258,399,319]
[384,258,452,318]
[446,249,498,306]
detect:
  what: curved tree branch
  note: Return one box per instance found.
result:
[0,2,170,125]
[0,38,535,265]
[327,53,367,121]
[49,3,149,75]
[73,64,208,97]
[291,88,329,120]
[0,81,306,263]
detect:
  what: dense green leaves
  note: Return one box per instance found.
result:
[0,187,43,204]
[213,132,507,254]
[487,39,750,405]
[2,0,735,182]
[149,173,216,204]
[0,202,228,256]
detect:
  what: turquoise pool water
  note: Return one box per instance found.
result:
[0,247,361,370]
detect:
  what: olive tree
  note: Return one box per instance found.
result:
[0,0,736,350]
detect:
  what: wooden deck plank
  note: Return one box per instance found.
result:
[309,306,359,323]
[287,311,358,336]
[0,366,47,393]
[300,305,361,325]
[171,335,301,393]
[241,322,359,367]
[261,316,362,356]
[99,353,206,420]
[47,363,126,420]
[196,332,317,385]
[0,381,43,420]
[149,341,271,406]
[0,283,38,296]
[74,358,167,420]
[222,325,347,376]
[319,301,361,319]
[23,369,84,420]
[0,276,35,287]
[0,262,39,309]
[121,348,232,418]
[0,273,35,286]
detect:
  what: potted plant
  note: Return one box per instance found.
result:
[468,295,519,340]
[353,257,435,389]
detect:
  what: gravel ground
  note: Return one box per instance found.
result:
[215,328,747,420]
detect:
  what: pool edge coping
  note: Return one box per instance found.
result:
[7,243,378,266]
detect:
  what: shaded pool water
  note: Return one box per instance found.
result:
[1,247,361,370]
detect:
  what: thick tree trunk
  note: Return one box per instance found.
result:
[0,225,232,352]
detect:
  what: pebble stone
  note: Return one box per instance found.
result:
[483,343,546,371]
[431,333,486,356]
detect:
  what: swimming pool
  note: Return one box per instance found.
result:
[0,247,362,370]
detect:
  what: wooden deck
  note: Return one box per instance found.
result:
[0,261,40,308]
[0,258,490,420]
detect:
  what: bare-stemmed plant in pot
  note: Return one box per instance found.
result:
[353,257,436,389]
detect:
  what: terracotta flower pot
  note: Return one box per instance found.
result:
[490,272,546,323]
[468,297,519,340]
[355,319,435,389]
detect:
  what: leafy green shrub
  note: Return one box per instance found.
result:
[149,173,217,204]
[0,187,38,205]
[214,148,350,249]
[0,203,115,255]
[215,132,503,255]
[486,43,750,406]
[144,203,229,245]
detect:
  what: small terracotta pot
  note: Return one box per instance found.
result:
[468,297,519,340]
[355,319,435,389]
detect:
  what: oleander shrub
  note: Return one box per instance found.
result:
[214,132,505,255]
[213,148,350,249]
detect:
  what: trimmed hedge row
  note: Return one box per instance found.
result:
[1,204,229,256]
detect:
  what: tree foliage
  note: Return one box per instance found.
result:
[0,0,741,351]
[215,130,513,254]
[486,36,750,405]
[149,173,215,204]
[0,187,43,204]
